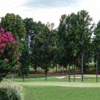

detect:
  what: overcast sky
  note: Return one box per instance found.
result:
[0,0,100,28]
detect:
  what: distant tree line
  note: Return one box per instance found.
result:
[0,10,100,82]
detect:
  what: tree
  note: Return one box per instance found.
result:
[19,43,30,82]
[23,18,37,36]
[56,10,93,82]
[56,14,68,74]
[57,14,77,82]
[23,18,41,73]
[75,10,93,82]
[93,21,100,82]
[0,13,26,39]
[31,21,57,81]
[0,28,21,82]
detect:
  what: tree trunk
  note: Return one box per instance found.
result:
[81,54,83,82]
[69,65,70,82]
[45,74,47,81]
[11,74,14,82]
[62,66,64,75]
[0,76,2,82]
[22,75,24,82]
[53,68,55,74]
[96,46,100,82]
[96,52,100,82]
[56,66,57,72]
[81,45,84,82]
[35,67,37,74]
[74,64,75,82]
[96,59,98,82]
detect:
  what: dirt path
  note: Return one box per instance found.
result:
[56,76,66,79]
[19,82,100,87]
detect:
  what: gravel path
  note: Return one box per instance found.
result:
[56,76,66,79]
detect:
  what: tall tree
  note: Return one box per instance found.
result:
[74,10,93,82]
[57,10,93,82]
[0,13,26,39]
[31,21,57,81]
[19,43,30,82]
[93,21,100,82]
[23,18,37,72]
[57,14,78,82]
[56,14,68,74]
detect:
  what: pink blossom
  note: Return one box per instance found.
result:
[17,41,19,44]
[9,38,14,42]
[5,58,9,62]
[15,65,17,67]
[5,31,10,36]
[0,43,5,48]
[2,43,5,47]
[16,57,18,59]
[0,49,4,53]
[12,46,15,49]
[0,38,1,42]
[2,34,7,38]
[13,51,16,54]
[4,38,7,42]
[1,37,4,41]
[10,34,13,38]
[0,28,4,34]
[13,60,17,63]
[7,42,10,45]
[13,41,18,44]
[16,46,18,49]
[9,53,12,55]
[19,62,22,65]
[18,53,21,56]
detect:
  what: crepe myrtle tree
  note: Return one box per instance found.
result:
[0,28,21,82]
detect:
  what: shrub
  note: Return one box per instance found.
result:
[0,27,21,81]
[0,88,9,100]
[0,80,22,100]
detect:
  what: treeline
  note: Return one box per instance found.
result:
[0,10,100,82]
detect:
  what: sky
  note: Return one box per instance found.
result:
[0,0,100,29]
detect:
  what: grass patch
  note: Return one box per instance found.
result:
[3,74,100,83]
[2,74,100,100]
[23,86,100,100]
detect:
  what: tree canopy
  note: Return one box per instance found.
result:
[0,13,26,40]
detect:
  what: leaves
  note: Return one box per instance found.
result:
[0,13,26,40]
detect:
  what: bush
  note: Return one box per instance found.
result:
[0,88,9,100]
[0,80,22,100]
[0,28,21,82]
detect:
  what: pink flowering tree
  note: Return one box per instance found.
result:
[0,28,21,82]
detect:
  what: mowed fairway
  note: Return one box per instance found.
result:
[3,74,100,100]
[23,86,100,100]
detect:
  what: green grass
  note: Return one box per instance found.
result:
[2,74,100,100]
[23,86,100,100]
[3,74,100,83]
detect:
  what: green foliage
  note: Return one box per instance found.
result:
[0,88,9,100]
[93,21,100,70]
[30,21,57,80]
[19,42,30,81]
[0,81,21,100]
[23,18,37,35]
[0,28,21,81]
[0,13,26,39]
